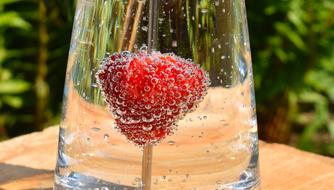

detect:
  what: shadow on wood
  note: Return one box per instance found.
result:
[0,163,52,184]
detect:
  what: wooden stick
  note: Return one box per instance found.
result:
[117,0,134,51]
[147,0,159,51]
[141,144,153,190]
[141,1,159,189]
[128,0,145,51]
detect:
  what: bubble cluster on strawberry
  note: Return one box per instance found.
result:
[96,49,210,146]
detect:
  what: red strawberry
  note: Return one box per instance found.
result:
[96,51,209,146]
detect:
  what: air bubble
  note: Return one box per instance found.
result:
[201,8,208,14]
[176,74,184,81]
[132,117,141,124]
[144,86,151,92]
[153,113,161,119]
[167,140,176,146]
[151,78,158,85]
[166,109,172,115]
[114,86,120,92]
[143,125,153,131]
[91,127,101,131]
[135,177,141,182]
[121,51,131,57]
[221,55,226,59]
[111,76,117,82]
[145,104,151,109]
[169,100,176,106]
[172,40,177,47]
[141,26,148,31]
[119,93,125,100]
[104,134,109,141]
[116,72,122,77]
[140,45,148,53]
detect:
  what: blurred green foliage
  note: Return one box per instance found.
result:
[0,0,74,138]
[0,0,333,156]
[248,0,334,156]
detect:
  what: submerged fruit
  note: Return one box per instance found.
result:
[96,50,209,145]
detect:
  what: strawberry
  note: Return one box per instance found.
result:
[96,50,210,146]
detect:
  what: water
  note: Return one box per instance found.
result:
[55,75,259,189]
[55,0,260,189]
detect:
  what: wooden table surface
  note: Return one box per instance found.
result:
[0,126,333,190]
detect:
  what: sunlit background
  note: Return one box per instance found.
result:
[0,0,333,157]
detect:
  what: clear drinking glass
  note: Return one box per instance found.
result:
[54,0,260,189]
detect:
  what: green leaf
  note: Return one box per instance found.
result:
[298,91,327,104]
[0,0,20,5]
[0,80,31,94]
[275,22,306,50]
[287,11,307,35]
[0,12,31,30]
[305,70,334,100]
[264,6,277,15]
[328,121,334,140]
[2,95,23,108]
[0,48,6,63]
[0,69,12,80]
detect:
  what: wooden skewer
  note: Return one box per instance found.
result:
[118,1,155,189]
[140,0,158,189]
[117,0,135,51]
[141,144,153,190]
[128,0,146,51]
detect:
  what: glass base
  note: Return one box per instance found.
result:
[54,170,260,190]
[54,172,139,190]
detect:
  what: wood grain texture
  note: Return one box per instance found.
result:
[0,126,333,190]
